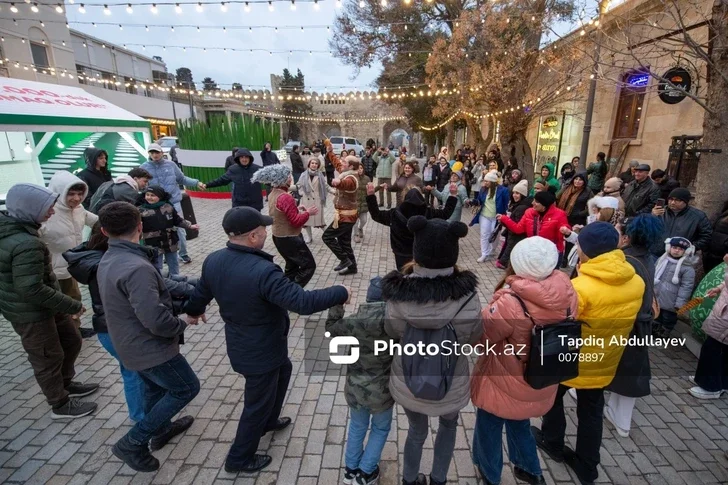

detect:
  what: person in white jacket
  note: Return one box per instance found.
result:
[41,171,98,336]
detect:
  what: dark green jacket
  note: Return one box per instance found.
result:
[0,214,83,325]
[325,302,394,413]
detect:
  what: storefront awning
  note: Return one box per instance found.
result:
[0,77,150,131]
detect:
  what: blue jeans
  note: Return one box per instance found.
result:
[97,332,145,422]
[345,406,393,474]
[153,249,180,276]
[173,202,188,259]
[126,354,200,446]
[472,408,542,484]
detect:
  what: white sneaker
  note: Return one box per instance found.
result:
[477,256,487,263]
[689,386,724,399]
[688,375,695,384]
[568,388,578,401]
[604,405,630,438]
[303,234,312,244]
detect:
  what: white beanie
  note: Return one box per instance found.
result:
[512,179,529,197]
[484,170,499,183]
[510,236,559,281]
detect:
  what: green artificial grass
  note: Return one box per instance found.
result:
[177,115,280,151]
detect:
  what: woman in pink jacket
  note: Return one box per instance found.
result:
[470,236,579,485]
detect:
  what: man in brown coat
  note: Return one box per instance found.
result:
[322,146,360,275]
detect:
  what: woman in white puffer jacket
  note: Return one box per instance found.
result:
[40,171,98,328]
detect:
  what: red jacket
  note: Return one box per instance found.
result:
[500,205,570,253]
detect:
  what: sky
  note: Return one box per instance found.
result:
[64,0,382,92]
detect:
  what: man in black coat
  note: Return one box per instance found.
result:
[651,169,680,201]
[260,142,280,166]
[622,164,661,217]
[650,187,712,256]
[204,149,264,211]
[360,147,378,180]
[224,147,239,170]
[184,207,350,474]
[366,185,457,270]
[432,158,452,207]
[289,145,305,184]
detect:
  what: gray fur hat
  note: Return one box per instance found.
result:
[251,164,292,187]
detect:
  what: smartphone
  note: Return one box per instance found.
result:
[655,198,666,208]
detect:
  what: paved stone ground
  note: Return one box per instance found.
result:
[1,197,728,485]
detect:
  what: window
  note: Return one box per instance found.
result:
[613,72,648,139]
[30,42,49,68]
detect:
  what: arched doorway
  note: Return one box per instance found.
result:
[382,120,413,152]
[319,122,342,138]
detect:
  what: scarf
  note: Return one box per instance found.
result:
[298,169,327,206]
[557,184,585,215]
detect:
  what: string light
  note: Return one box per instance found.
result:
[55,3,63,13]
[78,3,85,13]
[196,1,203,11]
[103,4,110,14]
[10,3,18,12]
[290,0,295,9]
[313,0,319,8]
[126,3,133,13]
[244,1,250,11]
[220,1,227,11]
[268,0,273,10]
[151,3,158,13]
[30,2,38,12]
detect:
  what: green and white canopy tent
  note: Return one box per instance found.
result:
[0,77,152,199]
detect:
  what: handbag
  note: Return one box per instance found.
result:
[511,294,585,390]
[626,255,659,318]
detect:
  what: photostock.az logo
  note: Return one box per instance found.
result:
[325,332,360,364]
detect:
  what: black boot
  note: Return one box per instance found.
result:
[263,417,292,435]
[530,425,564,463]
[225,454,273,473]
[112,435,160,472]
[333,259,352,272]
[339,265,358,276]
[149,416,195,451]
[514,466,546,484]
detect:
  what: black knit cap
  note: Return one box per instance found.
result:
[145,185,170,201]
[668,187,692,204]
[407,215,468,269]
[534,190,557,209]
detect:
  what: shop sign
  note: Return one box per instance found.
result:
[537,116,561,153]
[658,67,692,105]
[627,73,650,87]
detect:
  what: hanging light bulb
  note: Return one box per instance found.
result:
[10,3,18,12]
[314,0,320,8]
[31,2,39,12]
[126,3,132,12]
[151,3,158,13]
[170,26,174,31]
[175,3,182,13]
[290,0,295,10]
[56,138,65,149]
[145,25,149,31]
[119,24,123,30]
[24,141,32,153]
[197,26,200,32]
[221,1,228,11]
[223,26,227,33]
[196,2,203,12]
[244,1,250,11]
[55,3,63,13]
[103,4,110,15]
[78,3,85,13]
[268,1,274,11]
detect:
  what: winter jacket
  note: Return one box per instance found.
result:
[374,152,394,179]
[497,196,533,266]
[608,245,656,398]
[702,269,728,344]
[619,169,635,186]
[184,242,348,375]
[97,240,187,371]
[0,186,82,325]
[140,201,193,253]
[89,175,143,214]
[623,178,661,217]
[657,176,680,201]
[499,205,570,253]
[260,148,280,166]
[290,151,305,176]
[205,149,263,211]
[325,300,393,414]
[535,163,561,193]
[76,148,112,208]
[356,175,371,214]
[361,154,377,180]
[388,174,423,205]
[654,253,696,310]
[432,182,468,223]
[433,163,452,191]
[64,243,197,333]
[224,148,238,170]
[586,160,607,193]
[563,249,644,389]
[708,209,728,262]
[470,271,579,420]
[651,205,712,256]
[383,267,483,416]
[469,185,510,226]
[366,191,456,259]
[557,186,591,227]
[40,171,98,280]
[140,158,199,206]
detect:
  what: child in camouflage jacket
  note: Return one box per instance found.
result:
[325,276,393,485]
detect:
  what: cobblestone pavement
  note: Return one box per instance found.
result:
[1,197,728,485]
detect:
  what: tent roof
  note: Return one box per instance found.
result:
[0,77,150,130]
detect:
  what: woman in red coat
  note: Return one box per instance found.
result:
[497,190,570,259]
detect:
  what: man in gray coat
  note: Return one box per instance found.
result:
[97,202,199,473]
[89,167,153,213]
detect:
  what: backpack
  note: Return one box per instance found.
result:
[402,293,475,401]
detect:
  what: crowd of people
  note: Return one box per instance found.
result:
[1,139,728,485]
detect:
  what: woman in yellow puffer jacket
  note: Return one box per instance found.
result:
[531,222,644,485]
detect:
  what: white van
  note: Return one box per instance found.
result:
[329,136,365,157]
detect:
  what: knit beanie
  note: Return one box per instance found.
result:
[145,185,170,201]
[512,179,529,197]
[484,170,499,183]
[510,237,559,281]
[668,188,692,204]
[407,215,468,269]
[251,164,291,187]
[657,237,695,284]
[577,221,619,258]
[534,190,556,209]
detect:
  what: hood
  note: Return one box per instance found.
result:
[560,163,574,176]
[235,148,254,163]
[541,163,557,182]
[398,188,427,218]
[84,148,109,172]
[5,183,59,225]
[587,195,620,214]
[114,174,139,190]
[578,249,636,286]
[62,243,103,285]
[48,170,88,209]
[504,271,576,312]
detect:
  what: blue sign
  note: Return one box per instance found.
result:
[627,73,650,87]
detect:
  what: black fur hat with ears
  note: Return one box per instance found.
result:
[407,215,468,269]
